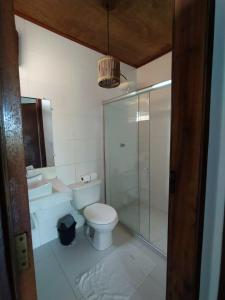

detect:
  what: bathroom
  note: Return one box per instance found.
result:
[16,3,171,299]
[17,13,171,300]
[2,0,225,299]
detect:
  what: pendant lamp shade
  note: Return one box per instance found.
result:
[98,55,120,88]
[98,0,121,88]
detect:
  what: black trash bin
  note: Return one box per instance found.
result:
[57,214,76,246]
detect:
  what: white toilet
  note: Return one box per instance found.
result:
[70,179,118,251]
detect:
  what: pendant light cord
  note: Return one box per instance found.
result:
[107,0,110,55]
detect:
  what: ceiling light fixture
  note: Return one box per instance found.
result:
[98,0,120,88]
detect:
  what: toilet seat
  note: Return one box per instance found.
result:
[84,203,117,225]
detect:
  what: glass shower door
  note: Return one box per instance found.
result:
[104,97,139,233]
[149,86,171,254]
[104,83,171,256]
[138,93,150,241]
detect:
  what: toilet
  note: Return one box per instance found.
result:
[70,179,118,251]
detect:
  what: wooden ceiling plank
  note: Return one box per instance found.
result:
[14,0,172,68]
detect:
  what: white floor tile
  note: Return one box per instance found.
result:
[34,251,76,300]
[131,275,165,300]
[49,227,115,288]
[33,243,52,265]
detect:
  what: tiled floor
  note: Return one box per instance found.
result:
[34,224,166,300]
[150,207,168,254]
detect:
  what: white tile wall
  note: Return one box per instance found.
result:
[16,16,136,195]
[137,52,172,88]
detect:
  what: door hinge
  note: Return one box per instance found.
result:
[15,233,29,272]
[170,170,176,194]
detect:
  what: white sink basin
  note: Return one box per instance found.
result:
[28,181,53,201]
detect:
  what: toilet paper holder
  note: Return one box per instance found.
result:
[81,172,98,183]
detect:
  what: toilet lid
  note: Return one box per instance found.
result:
[84,203,117,225]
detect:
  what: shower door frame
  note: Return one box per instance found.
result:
[103,80,171,257]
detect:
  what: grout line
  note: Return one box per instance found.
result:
[49,242,77,299]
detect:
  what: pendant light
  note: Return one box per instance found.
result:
[98,0,120,88]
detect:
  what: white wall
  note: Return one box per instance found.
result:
[15,16,136,192]
[137,52,172,88]
[200,0,225,298]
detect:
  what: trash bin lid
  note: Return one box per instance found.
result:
[58,214,76,229]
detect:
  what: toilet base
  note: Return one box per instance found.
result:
[84,223,115,251]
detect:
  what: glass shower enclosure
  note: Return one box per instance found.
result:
[104,81,171,255]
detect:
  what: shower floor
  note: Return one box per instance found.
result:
[119,202,168,254]
[33,223,166,300]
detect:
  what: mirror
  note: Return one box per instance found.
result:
[21,97,54,168]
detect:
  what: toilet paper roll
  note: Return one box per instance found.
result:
[90,172,98,181]
[81,174,91,183]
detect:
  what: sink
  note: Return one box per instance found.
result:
[28,181,53,201]
[51,178,71,193]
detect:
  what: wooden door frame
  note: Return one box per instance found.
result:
[0,0,215,299]
[0,150,15,299]
[167,0,215,299]
[0,0,37,299]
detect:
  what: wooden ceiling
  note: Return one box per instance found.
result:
[14,0,172,68]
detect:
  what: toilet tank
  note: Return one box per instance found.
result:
[70,179,101,210]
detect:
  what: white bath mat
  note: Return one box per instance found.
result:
[74,242,156,300]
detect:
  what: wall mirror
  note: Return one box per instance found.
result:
[21,97,54,168]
